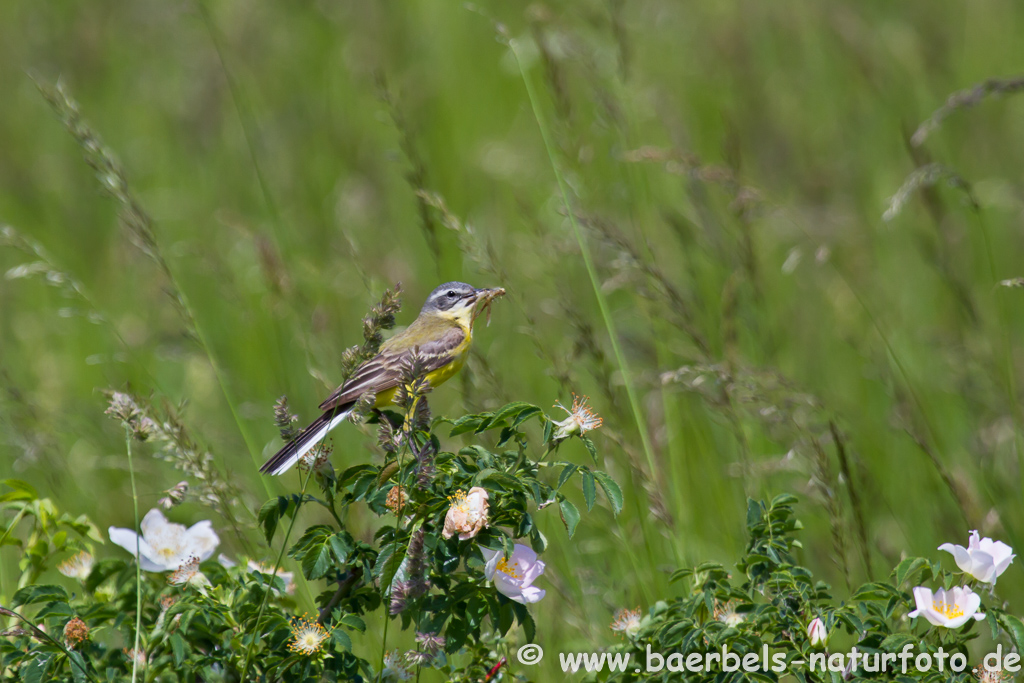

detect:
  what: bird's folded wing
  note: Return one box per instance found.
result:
[318,326,466,411]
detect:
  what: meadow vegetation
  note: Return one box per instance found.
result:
[1,0,1024,680]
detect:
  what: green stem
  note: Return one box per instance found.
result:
[240,468,312,680]
[508,39,659,485]
[975,211,1024,526]
[378,609,392,683]
[509,37,659,603]
[124,426,143,683]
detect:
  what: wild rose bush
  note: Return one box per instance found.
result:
[590,495,1022,683]
[0,287,1018,682]
[0,374,620,681]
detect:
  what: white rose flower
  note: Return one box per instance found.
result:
[908,585,985,629]
[109,508,219,572]
[481,544,546,604]
[939,531,1015,584]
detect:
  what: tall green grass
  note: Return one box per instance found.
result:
[2,0,1024,676]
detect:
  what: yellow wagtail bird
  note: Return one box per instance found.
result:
[260,282,505,475]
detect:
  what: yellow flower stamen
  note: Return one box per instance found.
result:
[495,556,522,579]
[932,600,964,619]
[288,614,330,656]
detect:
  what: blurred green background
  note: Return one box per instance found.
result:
[2,0,1024,675]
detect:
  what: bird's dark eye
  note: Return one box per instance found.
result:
[446,290,458,298]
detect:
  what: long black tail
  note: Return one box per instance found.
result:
[260,403,353,475]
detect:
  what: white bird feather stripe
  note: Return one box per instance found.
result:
[269,408,351,476]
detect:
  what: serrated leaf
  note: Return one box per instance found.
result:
[530,526,547,554]
[486,402,538,430]
[517,512,534,538]
[170,633,187,667]
[498,602,515,636]
[257,497,282,544]
[513,602,536,642]
[22,654,52,683]
[338,464,376,488]
[338,613,366,632]
[329,533,353,565]
[67,650,89,683]
[372,544,395,581]
[445,616,468,651]
[375,461,399,487]
[987,611,1000,641]
[511,406,543,428]
[879,633,916,651]
[459,445,494,465]
[34,601,75,619]
[332,628,352,651]
[291,525,335,581]
[851,582,899,600]
[556,463,578,489]
[581,471,596,511]
[592,471,623,515]
[374,543,406,594]
[496,426,517,447]
[579,435,598,464]
[770,492,798,507]
[558,497,580,539]
[746,498,761,527]
[893,557,928,587]
[999,613,1024,650]
[479,471,524,492]
[12,584,68,607]
[448,415,486,437]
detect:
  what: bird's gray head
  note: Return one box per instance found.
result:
[421,282,480,313]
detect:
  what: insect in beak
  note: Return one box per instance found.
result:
[471,287,506,326]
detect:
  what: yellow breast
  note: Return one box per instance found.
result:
[374,320,472,408]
